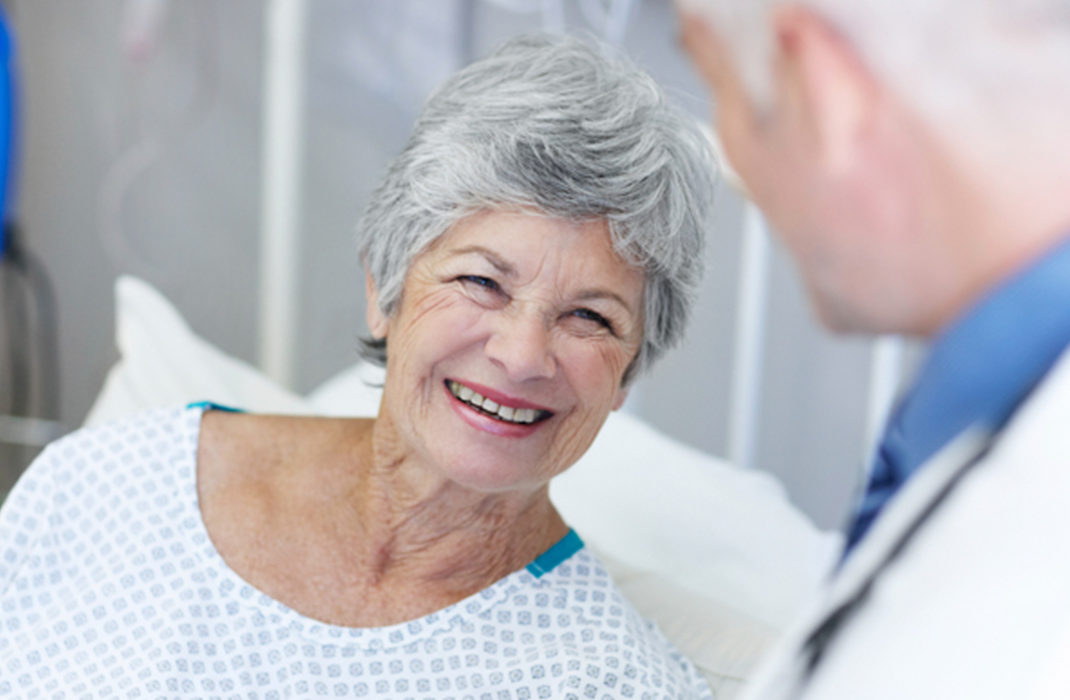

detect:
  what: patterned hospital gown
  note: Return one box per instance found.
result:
[0,406,713,700]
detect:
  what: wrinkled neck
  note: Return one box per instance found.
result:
[344,411,569,589]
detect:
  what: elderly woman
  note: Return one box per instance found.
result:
[0,35,715,699]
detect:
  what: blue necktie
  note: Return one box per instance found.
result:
[844,413,909,554]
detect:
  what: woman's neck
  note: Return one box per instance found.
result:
[347,414,570,590]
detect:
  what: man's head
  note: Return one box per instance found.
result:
[677,1,1070,336]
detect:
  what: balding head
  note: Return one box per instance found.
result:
[677,0,1070,149]
[677,0,1070,337]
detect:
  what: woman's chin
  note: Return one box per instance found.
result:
[423,406,558,493]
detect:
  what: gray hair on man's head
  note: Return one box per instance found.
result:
[677,0,1070,137]
[357,33,717,384]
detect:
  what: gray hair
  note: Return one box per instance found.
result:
[357,34,717,384]
[677,0,1070,137]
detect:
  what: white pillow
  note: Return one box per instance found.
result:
[86,275,839,692]
[552,412,838,629]
[84,276,316,425]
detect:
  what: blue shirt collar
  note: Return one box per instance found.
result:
[883,233,1070,481]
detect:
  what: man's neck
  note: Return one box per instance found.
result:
[911,121,1070,337]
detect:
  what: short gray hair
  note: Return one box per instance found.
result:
[677,0,1070,136]
[357,34,717,383]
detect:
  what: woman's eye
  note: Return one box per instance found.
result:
[456,276,507,305]
[572,308,614,332]
[458,275,501,292]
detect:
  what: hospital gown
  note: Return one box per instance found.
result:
[0,406,713,700]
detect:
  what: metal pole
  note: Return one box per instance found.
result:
[257,0,308,389]
[727,203,771,470]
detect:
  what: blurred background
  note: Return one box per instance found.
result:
[0,0,922,530]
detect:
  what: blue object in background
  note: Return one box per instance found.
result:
[0,4,17,259]
[0,3,59,435]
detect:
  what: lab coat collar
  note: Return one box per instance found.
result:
[736,346,1070,700]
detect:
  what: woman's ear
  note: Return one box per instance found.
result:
[611,386,630,412]
[365,269,390,340]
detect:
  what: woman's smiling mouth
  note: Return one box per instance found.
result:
[446,380,553,425]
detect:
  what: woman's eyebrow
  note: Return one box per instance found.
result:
[575,289,636,315]
[446,245,517,276]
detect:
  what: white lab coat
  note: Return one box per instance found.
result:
[736,347,1070,700]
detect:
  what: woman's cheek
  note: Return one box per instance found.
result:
[405,286,471,325]
[591,337,638,388]
[560,340,632,405]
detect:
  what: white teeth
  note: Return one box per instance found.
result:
[448,380,545,424]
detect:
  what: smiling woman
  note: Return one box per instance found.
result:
[0,34,718,700]
[370,211,644,493]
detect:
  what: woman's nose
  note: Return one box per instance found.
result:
[484,307,556,382]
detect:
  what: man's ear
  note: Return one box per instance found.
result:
[365,268,389,340]
[773,5,878,173]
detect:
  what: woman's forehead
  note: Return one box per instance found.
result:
[428,211,643,289]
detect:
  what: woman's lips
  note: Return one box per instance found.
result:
[445,379,553,425]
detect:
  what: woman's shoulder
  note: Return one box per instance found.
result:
[4,405,202,525]
[30,405,198,482]
[0,405,200,588]
[61,403,199,446]
[19,405,203,506]
[58,405,201,480]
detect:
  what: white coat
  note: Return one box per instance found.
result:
[736,347,1070,700]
